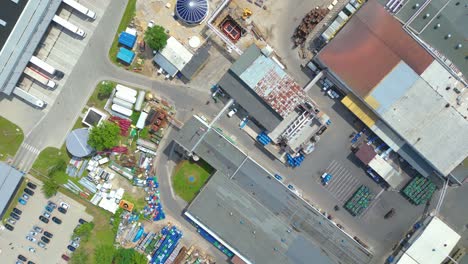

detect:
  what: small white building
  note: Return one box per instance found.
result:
[396,216,460,264]
[153,36,193,77]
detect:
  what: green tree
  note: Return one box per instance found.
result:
[88,121,120,151]
[42,178,59,198]
[74,222,95,242]
[98,82,115,99]
[113,248,146,264]
[94,244,115,264]
[71,249,89,264]
[48,159,67,177]
[144,25,168,51]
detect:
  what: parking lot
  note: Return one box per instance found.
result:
[0,0,110,135]
[0,177,92,264]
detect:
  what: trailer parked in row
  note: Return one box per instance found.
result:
[13,88,46,108]
[23,67,56,89]
[62,0,97,20]
[52,15,86,38]
[29,56,64,78]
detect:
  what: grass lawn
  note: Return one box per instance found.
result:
[31,146,70,184]
[109,0,137,63]
[0,116,23,160]
[172,160,214,202]
[87,81,116,109]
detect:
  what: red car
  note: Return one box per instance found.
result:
[61,254,70,261]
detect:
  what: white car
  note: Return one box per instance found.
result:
[60,202,70,210]
[227,108,237,118]
[147,20,155,28]
[327,89,340,99]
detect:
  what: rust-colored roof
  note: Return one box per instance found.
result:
[318,0,433,97]
[355,144,376,165]
[230,255,248,264]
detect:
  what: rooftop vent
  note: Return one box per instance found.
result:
[414,3,420,9]
[445,34,452,39]
[434,23,441,29]
[423,13,430,19]
[456,44,462,49]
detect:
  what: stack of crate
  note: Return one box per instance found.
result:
[344,185,373,216]
[402,176,436,205]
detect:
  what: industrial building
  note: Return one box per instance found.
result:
[0,162,24,218]
[218,45,329,154]
[0,0,61,96]
[392,216,460,264]
[174,116,373,264]
[315,0,468,183]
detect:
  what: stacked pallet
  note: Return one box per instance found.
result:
[344,185,373,216]
[402,176,436,205]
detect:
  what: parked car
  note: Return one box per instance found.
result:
[71,241,79,248]
[28,247,36,253]
[147,20,155,28]
[41,236,50,244]
[13,208,22,215]
[39,216,49,224]
[274,174,283,181]
[18,255,27,262]
[5,223,14,231]
[25,236,36,242]
[24,188,34,196]
[59,202,70,210]
[18,198,27,205]
[44,231,53,238]
[37,241,46,248]
[7,218,16,225]
[67,245,76,252]
[58,207,67,214]
[22,193,29,200]
[45,205,54,213]
[321,173,332,185]
[10,212,20,220]
[227,108,238,118]
[27,182,37,190]
[42,212,51,219]
[61,254,70,261]
[327,89,340,99]
[32,226,43,233]
[52,217,62,224]
[29,231,38,237]
[27,261,35,264]
[47,201,57,209]
[78,218,87,224]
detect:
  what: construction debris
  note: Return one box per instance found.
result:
[293,8,328,47]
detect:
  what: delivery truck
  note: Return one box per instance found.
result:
[23,67,57,89]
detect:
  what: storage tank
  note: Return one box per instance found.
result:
[134,90,146,111]
[136,112,148,129]
[112,97,133,109]
[116,84,137,97]
[115,91,137,104]
[111,104,133,116]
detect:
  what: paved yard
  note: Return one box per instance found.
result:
[0,177,92,264]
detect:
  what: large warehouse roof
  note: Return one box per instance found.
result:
[0,162,24,217]
[0,0,60,95]
[396,216,460,264]
[317,0,468,176]
[317,0,433,98]
[394,0,468,78]
[176,116,373,264]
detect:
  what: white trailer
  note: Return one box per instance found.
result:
[29,56,56,75]
[23,67,57,89]
[115,91,137,104]
[134,90,146,111]
[62,0,97,20]
[116,84,137,97]
[13,87,46,108]
[111,104,133,117]
[52,15,86,38]
[136,112,148,129]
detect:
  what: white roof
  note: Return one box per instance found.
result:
[368,155,404,188]
[160,36,193,71]
[125,27,137,36]
[397,216,460,264]
[98,197,119,214]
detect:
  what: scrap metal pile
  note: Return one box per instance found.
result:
[293,8,328,47]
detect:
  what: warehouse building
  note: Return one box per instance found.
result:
[0,0,61,95]
[315,0,468,183]
[218,45,328,153]
[0,162,24,218]
[174,116,373,264]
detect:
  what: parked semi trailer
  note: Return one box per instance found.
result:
[29,56,64,78]
[52,15,86,38]
[13,88,46,108]
[23,67,57,89]
[62,0,96,19]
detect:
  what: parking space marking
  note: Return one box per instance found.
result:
[358,189,385,220]
[319,161,363,203]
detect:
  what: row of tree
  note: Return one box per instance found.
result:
[72,246,146,264]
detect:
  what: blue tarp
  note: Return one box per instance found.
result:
[117,47,135,64]
[118,32,136,48]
